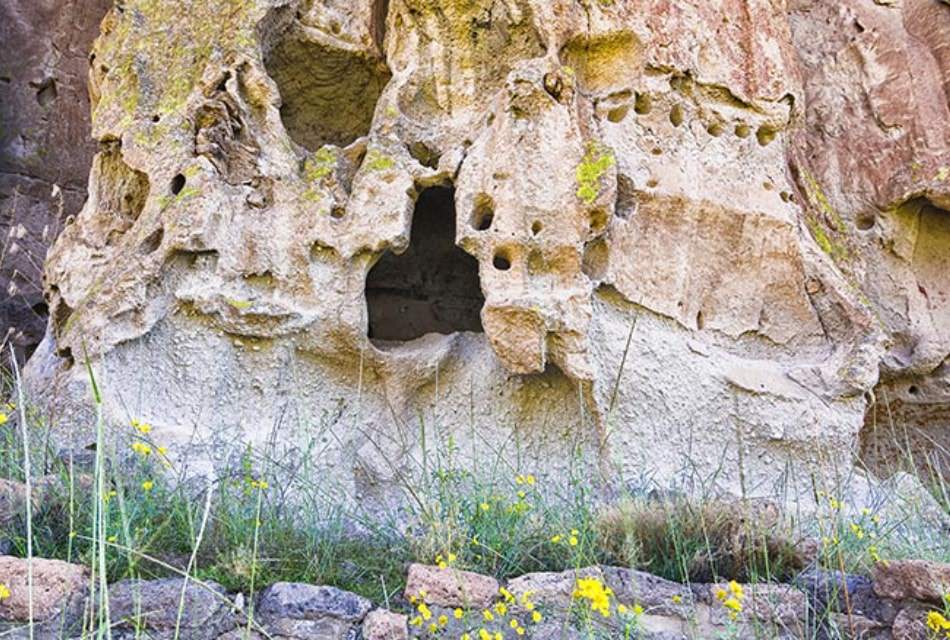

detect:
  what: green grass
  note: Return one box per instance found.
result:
[0,361,948,640]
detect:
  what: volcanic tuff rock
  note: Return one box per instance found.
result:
[19,0,950,509]
[0,0,113,362]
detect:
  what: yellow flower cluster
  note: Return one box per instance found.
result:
[514,474,536,486]
[551,529,580,547]
[0,412,8,427]
[573,576,613,618]
[0,583,10,600]
[926,610,950,636]
[409,586,542,638]
[435,553,457,570]
[715,580,745,621]
[247,478,269,491]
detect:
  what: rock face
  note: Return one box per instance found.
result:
[0,0,112,362]
[20,0,950,505]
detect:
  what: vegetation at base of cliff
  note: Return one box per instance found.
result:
[0,367,948,638]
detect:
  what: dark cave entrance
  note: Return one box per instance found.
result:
[366,186,485,342]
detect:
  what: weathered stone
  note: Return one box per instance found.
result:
[9,0,950,519]
[826,613,892,640]
[507,566,603,611]
[256,582,372,623]
[797,569,899,623]
[0,555,87,637]
[362,608,408,640]
[106,577,237,639]
[702,582,808,632]
[890,604,932,640]
[405,563,499,609]
[872,560,950,604]
[0,0,113,362]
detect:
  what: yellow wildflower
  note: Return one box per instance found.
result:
[531,611,542,623]
[715,588,728,602]
[479,630,490,640]
[494,602,507,615]
[461,634,471,640]
[141,480,154,491]
[418,603,432,621]
[454,608,464,619]
[573,576,612,618]
[634,604,644,615]
[525,474,536,485]
[617,604,627,614]
[550,535,562,544]
[926,611,950,632]
[483,609,494,622]
[569,535,579,547]
[672,594,683,604]
[480,502,490,512]
[728,580,744,599]
[510,619,519,629]
[437,614,448,626]
[0,413,8,426]
[131,442,151,456]
[0,584,10,600]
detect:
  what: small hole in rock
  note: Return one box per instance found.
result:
[763,181,774,191]
[616,174,637,219]
[707,123,723,137]
[646,178,658,188]
[141,228,164,254]
[634,93,652,115]
[669,104,684,127]
[472,195,494,231]
[696,310,705,330]
[780,191,792,202]
[589,208,608,233]
[170,174,186,195]
[908,385,920,396]
[735,124,751,138]
[607,106,629,123]
[856,214,875,231]
[152,114,161,123]
[35,78,57,107]
[531,220,543,235]
[366,185,484,341]
[493,250,512,271]
[651,147,663,156]
[331,206,346,219]
[756,126,777,146]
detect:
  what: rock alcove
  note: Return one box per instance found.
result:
[365,185,484,343]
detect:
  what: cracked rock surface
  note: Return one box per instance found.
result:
[20,0,950,508]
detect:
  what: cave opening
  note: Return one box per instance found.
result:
[366,186,485,343]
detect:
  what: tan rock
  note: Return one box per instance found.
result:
[890,604,932,640]
[404,563,498,609]
[0,556,86,622]
[13,0,950,519]
[873,560,950,604]
[362,608,408,640]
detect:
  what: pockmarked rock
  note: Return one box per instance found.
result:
[872,560,950,604]
[13,0,950,512]
[0,556,87,630]
[362,608,409,640]
[405,563,500,609]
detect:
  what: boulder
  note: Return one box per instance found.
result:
[872,560,950,604]
[405,563,499,609]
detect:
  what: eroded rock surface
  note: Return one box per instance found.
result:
[0,0,112,362]
[19,0,950,508]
